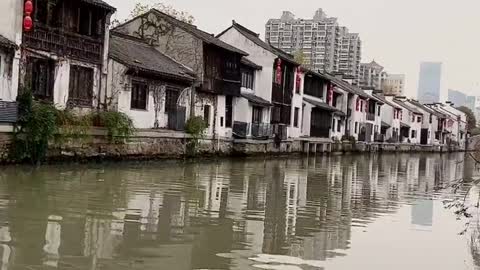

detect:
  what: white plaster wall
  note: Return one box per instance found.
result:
[302,102,313,137]
[216,95,232,138]
[349,96,367,140]
[118,84,157,129]
[289,72,304,139]
[193,92,216,137]
[0,50,13,101]
[0,0,22,43]
[331,115,344,140]
[53,60,70,108]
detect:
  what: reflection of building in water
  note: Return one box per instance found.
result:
[43,215,62,268]
[0,226,11,270]
[411,199,434,227]
[126,191,162,233]
[83,215,124,262]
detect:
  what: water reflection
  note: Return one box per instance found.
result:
[0,153,475,269]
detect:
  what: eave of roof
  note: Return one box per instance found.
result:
[393,99,423,114]
[109,33,195,82]
[81,0,116,12]
[241,92,272,107]
[303,97,344,116]
[221,21,299,65]
[241,57,262,70]
[0,35,17,50]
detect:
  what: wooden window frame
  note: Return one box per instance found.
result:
[68,65,94,107]
[131,80,148,110]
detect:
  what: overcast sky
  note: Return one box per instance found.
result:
[106,0,480,100]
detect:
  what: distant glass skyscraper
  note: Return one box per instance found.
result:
[417,62,442,104]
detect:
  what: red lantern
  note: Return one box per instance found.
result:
[295,67,302,93]
[23,16,33,32]
[24,0,33,15]
[275,59,282,85]
[327,84,333,105]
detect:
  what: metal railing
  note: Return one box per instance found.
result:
[233,121,274,139]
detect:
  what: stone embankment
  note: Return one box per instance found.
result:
[0,127,470,164]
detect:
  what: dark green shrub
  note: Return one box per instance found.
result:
[185,116,207,156]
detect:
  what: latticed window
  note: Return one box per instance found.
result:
[69,65,94,106]
[26,57,55,101]
[131,81,148,110]
[165,86,180,113]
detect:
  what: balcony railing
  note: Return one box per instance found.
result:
[23,24,103,64]
[366,112,376,121]
[233,121,273,139]
[202,77,241,96]
[252,123,273,138]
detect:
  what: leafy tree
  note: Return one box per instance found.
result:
[456,106,477,131]
[293,50,305,65]
[112,2,194,27]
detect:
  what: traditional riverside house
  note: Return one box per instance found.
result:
[114,10,247,138]
[217,21,302,140]
[217,22,277,140]
[362,88,385,142]
[426,104,451,144]
[435,102,467,147]
[408,100,443,145]
[301,70,345,140]
[392,97,423,144]
[20,0,116,110]
[443,102,468,148]
[324,74,369,142]
[376,94,402,142]
[107,33,196,129]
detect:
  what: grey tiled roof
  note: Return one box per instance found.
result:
[322,73,368,98]
[81,0,116,11]
[0,101,17,123]
[0,35,16,50]
[373,94,401,109]
[147,10,247,56]
[109,33,195,81]
[220,21,299,64]
[241,92,272,107]
[304,97,345,116]
[393,99,423,114]
[241,57,262,70]
[408,100,444,118]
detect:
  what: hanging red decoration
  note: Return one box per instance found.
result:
[356,98,360,111]
[295,67,302,93]
[23,16,33,32]
[275,59,282,85]
[327,84,334,105]
[24,0,33,15]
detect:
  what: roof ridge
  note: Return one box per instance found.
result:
[232,21,260,38]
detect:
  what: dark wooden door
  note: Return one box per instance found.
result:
[168,106,186,131]
[310,108,331,138]
[421,129,428,145]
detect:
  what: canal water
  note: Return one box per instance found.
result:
[0,153,478,270]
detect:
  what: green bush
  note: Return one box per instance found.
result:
[95,111,135,142]
[185,116,207,156]
[10,90,136,163]
[11,91,58,164]
[55,110,93,140]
